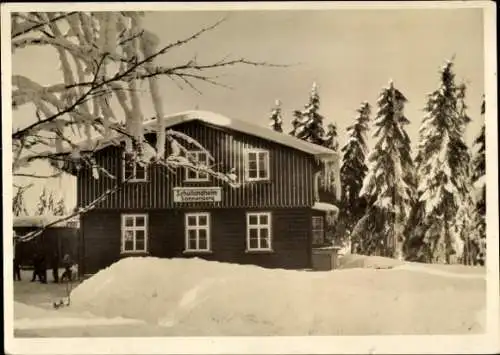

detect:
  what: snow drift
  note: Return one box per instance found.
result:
[70,257,485,335]
[14,302,145,331]
[337,254,405,269]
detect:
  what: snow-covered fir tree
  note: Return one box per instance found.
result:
[269,99,284,132]
[13,185,30,216]
[53,197,67,216]
[473,96,486,214]
[322,122,339,151]
[339,102,371,233]
[470,95,486,265]
[289,82,326,145]
[289,82,340,205]
[412,60,473,264]
[36,187,57,215]
[354,81,414,259]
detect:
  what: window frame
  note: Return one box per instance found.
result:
[244,149,270,182]
[121,214,148,254]
[184,212,212,253]
[122,152,148,182]
[185,150,210,182]
[312,216,325,245]
[246,211,273,252]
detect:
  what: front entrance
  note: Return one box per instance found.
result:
[311,214,326,247]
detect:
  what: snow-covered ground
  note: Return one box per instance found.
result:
[13,255,486,337]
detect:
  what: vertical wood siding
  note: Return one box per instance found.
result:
[78,121,321,209]
[81,208,312,273]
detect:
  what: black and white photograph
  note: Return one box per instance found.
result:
[2,2,498,354]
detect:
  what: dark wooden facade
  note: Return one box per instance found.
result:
[76,119,337,275]
[14,226,79,268]
[77,121,320,210]
[80,208,314,275]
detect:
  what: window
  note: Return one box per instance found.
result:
[245,149,270,181]
[121,214,148,253]
[122,153,147,182]
[185,151,210,182]
[312,216,325,245]
[246,212,272,251]
[185,212,211,252]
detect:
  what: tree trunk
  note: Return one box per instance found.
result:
[393,215,404,261]
[444,218,451,264]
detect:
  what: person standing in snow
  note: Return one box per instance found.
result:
[31,250,47,283]
[60,254,73,282]
[31,251,41,282]
[38,252,47,283]
[50,250,59,283]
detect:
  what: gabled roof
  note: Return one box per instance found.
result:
[13,215,80,229]
[75,110,338,159]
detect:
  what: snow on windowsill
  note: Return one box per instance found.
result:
[245,178,271,183]
[183,250,213,255]
[245,249,275,254]
[120,251,150,257]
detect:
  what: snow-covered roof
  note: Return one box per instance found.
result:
[74,110,338,159]
[13,215,80,229]
[312,202,339,213]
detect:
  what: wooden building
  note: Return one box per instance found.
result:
[62,111,340,275]
[13,215,79,269]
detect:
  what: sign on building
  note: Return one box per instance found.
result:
[173,187,222,203]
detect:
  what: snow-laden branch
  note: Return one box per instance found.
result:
[17,174,135,243]
[12,12,287,168]
[11,11,284,243]
[14,172,63,179]
[12,11,78,38]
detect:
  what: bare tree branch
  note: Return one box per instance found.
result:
[17,174,135,243]
[14,183,34,190]
[12,11,78,38]
[12,54,109,140]
[135,58,289,81]
[14,172,63,179]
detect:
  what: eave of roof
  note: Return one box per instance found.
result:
[71,110,338,159]
[13,215,80,229]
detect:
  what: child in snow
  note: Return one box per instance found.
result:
[31,251,40,282]
[51,250,59,283]
[31,252,47,283]
[60,254,73,282]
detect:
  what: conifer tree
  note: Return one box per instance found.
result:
[290,82,325,145]
[473,96,486,214]
[53,197,67,216]
[470,96,486,264]
[339,102,371,233]
[322,122,339,151]
[355,81,414,259]
[36,187,57,215]
[290,82,340,204]
[269,99,284,133]
[413,60,472,264]
[13,185,30,216]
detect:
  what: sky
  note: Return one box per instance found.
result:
[10,7,486,213]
